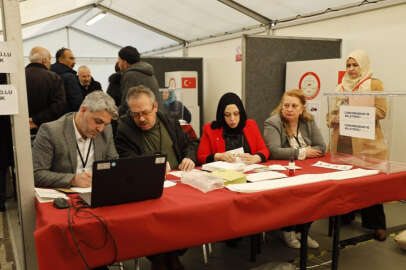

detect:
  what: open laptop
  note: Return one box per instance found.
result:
[80,154,167,208]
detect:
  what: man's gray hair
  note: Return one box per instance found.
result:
[29,47,49,63]
[81,91,119,120]
[78,65,90,73]
[126,85,156,103]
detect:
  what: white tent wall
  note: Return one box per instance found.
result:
[20,3,406,131]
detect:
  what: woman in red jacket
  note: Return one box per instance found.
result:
[197,92,269,164]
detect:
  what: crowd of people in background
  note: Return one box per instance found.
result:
[0,47,390,270]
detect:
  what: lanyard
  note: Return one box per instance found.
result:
[76,139,93,171]
[293,122,301,147]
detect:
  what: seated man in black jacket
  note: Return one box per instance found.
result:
[115,85,198,270]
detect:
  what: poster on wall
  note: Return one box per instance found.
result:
[0,85,19,115]
[286,59,342,144]
[0,41,17,73]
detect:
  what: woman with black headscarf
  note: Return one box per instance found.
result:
[197,92,269,164]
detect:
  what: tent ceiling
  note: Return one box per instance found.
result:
[10,0,400,53]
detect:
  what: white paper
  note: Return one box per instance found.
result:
[0,42,17,73]
[243,164,265,172]
[268,164,288,171]
[312,161,353,171]
[246,171,287,182]
[164,181,177,188]
[226,169,379,193]
[168,169,201,178]
[0,85,19,115]
[202,161,245,172]
[227,147,244,155]
[339,105,376,139]
[35,188,68,203]
[70,187,92,193]
[284,165,301,170]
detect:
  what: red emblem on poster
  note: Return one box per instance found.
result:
[298,72,321,100]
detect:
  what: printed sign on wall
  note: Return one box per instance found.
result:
[0,42,17,73]
[298,72,320,100]
[0,85,19,115]
[339,105,376,140]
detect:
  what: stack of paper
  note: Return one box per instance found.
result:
[202,161,245,172]
[35,188,68,203]
[246,171,287,182]
[212,170,247,185]
[243,164,265,172]
[168,169,201,178]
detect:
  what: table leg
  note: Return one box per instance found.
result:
[299,223,310,270]
[332,215,341,270]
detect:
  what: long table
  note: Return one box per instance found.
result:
[34,156,406,269]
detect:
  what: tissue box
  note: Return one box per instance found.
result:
[212,170,247,186]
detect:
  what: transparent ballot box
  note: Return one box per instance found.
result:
[325,91,406,174]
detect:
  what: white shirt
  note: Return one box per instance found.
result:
[73,118,95,174]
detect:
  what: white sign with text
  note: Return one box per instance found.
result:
[0,85,19,115]
[0,42,17,73]
[339,105,375,140]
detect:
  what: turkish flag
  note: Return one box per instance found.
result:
[181,77,196,89]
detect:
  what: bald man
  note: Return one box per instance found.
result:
[77,65,102,97]
[25,46,66,133]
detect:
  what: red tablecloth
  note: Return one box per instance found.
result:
[34,156,406,269]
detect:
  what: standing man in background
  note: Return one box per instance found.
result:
[116,46,160,115]
[51,47,83,112]
[77,65,102,96]
[25,46,66,133]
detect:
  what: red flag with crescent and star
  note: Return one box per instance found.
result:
[181,77,197,89]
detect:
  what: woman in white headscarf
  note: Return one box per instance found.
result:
[328,50,387,241]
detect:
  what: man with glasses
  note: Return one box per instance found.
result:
[115,85,197,269]
[51,47,84,112]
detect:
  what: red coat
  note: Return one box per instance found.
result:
[197,119,270,164]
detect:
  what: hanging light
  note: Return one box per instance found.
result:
[86,11,107,26]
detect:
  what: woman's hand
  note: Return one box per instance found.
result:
[305,147,322,158]
[214,152,236,163]
[237,153,262,165]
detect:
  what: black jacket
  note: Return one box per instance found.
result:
[115,111,198,164]
[78,77,102,97]
[25,63,66,128]
[118,62,160,116]
[106,72,121,107]
[0,116,13,168]
[50,62,83,112]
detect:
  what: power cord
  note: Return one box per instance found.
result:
[66,196,118,269]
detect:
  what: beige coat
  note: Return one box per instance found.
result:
[328,78,388,160]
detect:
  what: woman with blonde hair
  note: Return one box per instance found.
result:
[264,89,325,160]
[263,89,326,249]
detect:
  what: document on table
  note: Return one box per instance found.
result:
[312,161,353,171]
[246,171,287,182]
[35,188,68,203]
[243,164,265,172]
[268,164,287,171]
[226,168,379,193]
[168,169,201,178]
[70,187,92,193]
[202,161,246,172]
[164,181,177,188]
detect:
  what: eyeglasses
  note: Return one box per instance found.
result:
[131,106,155,119]
[282,103,301,110]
